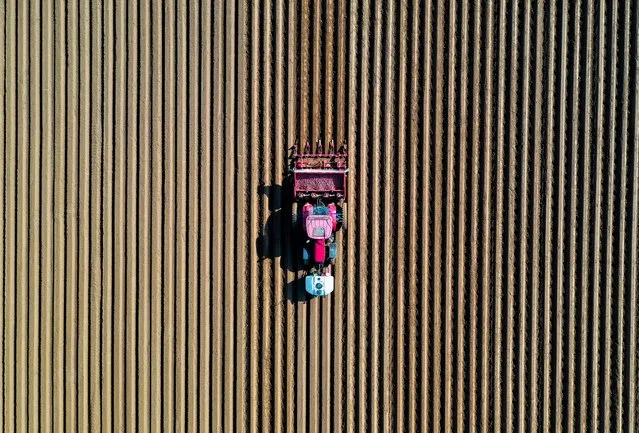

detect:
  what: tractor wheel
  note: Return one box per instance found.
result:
[291,202,298,229]
[302,244,310,264]
[337,203,347,231]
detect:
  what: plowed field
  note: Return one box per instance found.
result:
[1,0,638,431]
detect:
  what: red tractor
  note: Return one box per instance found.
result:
[290,139,348,296]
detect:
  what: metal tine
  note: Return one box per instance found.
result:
[304,139,311,154]
[328,138,335,154]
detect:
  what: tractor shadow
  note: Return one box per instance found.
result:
[256,182,314,304]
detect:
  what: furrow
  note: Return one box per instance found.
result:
[40,0,54,430]
[175,0,187,428]
[112,0,127,429]
[125,0,140,429]
[52,0,67,429]
[395,0,408,430]
[603,0,620,429]
[433,0,445,430]
[321,2,334,431]
[249,0,261,430]
[64,0,79,429]
[530,0,546,430]
[223,0,237,430]
[0,0,5,427]
[89,0,104,430]
[382,0,396,430]
[420,2,433,431]
[235,0,248,428]
[101,0,115,430]
[198,0,212,426]
[138,0,152,429]
[162,0,177,430]
[505,1,519,430]
[285,1,297,430]
[553,1,570,430]
[456,0,469,429]
[406,1,421,431]
[579,1,595,430]
[494,0,507,430]
[356,1,371,431]
[77,0,91,427]
[566,3,582,431]
[370,0,383,429]
[518,0,531,430]
[542,1,558,430]
[345,0,359,431]
[273,0,286,430]
[150,0,164,430]
[186,0,200,427]
[479,2,493,431]
[211,0,224,429]
[468,1,481,430]
[28,0,42,429]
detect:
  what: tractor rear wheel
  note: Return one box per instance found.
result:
[337,203,347,230]
[291,202,298,229]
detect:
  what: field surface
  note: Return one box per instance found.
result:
[1,0,639,431]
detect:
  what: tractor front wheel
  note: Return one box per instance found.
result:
[291,202,298,229]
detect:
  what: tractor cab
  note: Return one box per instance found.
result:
[305,214,333,239]
[302,203,337,265]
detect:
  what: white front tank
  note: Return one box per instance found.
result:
[305,275,334,297]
